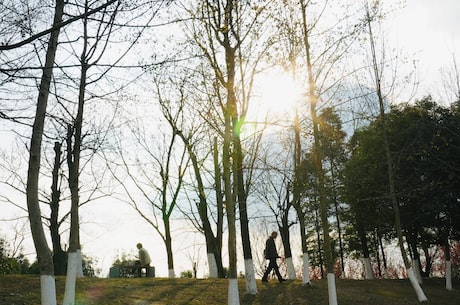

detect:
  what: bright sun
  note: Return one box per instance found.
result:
[251,67,303,122]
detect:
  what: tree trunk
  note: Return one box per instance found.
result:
[165,219,175,278]
[294,205,312,284]
[223,30,240,305]
[279,225,295,279]
[213,137,225,278]
[207,252,219,278]
[292,110,311,285]
[224,111,239,303]
[179,132,224,278]
[26,1,65,304]
[407,229,422,283]
[234,136,257,294]
[63,252,79,305]
[63,15,89,300]
[314,209,324,278]
[221,2,240,303]
[50,141,66,276]
[279,191,295,280]
[358,223,374,279]
[421,244,432,278]
[444,238,452,290]
[373,230,382,278]
[330,162,345,277]
[378,232,388,278]
[300,1,337,303]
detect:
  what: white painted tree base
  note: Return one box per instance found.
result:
[244,259,257,294]
[168,269,175,278]
[286,257,296,280]
[302,252,311,286]
[364,257,374,279]
[412,259,423,284]
[446,260,452,290]
[40,275,57,305]
[407,267,428,302]
[76,249,84,278]
[327,273,338,305]
[63,252,78,305]
[228,278,240,305]
[207,253,218,278]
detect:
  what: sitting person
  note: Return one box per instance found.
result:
[135,243,151,277]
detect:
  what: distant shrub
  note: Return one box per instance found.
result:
[180,270,193,278]
[0,237,30,274]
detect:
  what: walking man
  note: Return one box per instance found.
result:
[262,231,286,283]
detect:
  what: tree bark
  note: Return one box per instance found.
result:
[165,219,175,278]
[213,137,225,278]
[234,135,257,294]
[50,142,66,276]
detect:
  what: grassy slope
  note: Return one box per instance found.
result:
[1,275,459,305]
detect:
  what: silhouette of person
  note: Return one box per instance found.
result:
[262,231,286,283]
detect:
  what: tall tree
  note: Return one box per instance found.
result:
[113,110,189,279]
[271,0,313,284]
[180,0,273,298]
[293,109,312,285]
[49,141,66,276]
[364,2,427,301]
[26,1,65,304]
[157,74,226,278]
[318,108,348,277]
[299,0,350,302]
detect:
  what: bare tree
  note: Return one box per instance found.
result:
[270,0,314,284]
[297,0,361,303]
[178,1,261,299]
[49,141,67,276]
[363,2,427,302]
[111,102,189,278]
[440,51,460,104]
[26,1,65,304]
[18,0,164,303]
[0,0,117,51]
[155,71,227,278]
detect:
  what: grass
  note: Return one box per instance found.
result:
[1,275,459,305]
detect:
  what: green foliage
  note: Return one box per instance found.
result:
[342,96,460,254]
[112,250,136,266]
[180,270,193,278]
[0,237,31,274]
[82,254,100,277]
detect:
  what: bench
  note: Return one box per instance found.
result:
[109,263,155,278]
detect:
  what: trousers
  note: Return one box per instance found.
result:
[262,258,283,281]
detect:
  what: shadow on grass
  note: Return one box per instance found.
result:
[241,293,256,305]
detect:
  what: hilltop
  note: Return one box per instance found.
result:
[1,275,460,305]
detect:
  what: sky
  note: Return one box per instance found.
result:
[1,0,459,278]
[388,0,460,101]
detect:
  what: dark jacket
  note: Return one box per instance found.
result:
[264,237,279,259]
